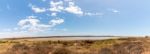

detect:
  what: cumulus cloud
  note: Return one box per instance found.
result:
[18,16,64,32]
[18,16,47,32]
[18,16,39,27]
[51,12,57,16]
[49,1,64,12]
[29,4,46,13]
[65,2,83,15]
[49,18,64,26]
[48,0,102,16]
[16,0,106,32]
[30,0,102,16]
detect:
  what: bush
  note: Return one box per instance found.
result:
[5,44,53,54]
[6,43,29,54]
[52,47,72,54]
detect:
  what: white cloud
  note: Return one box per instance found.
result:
[18,0,105,32]
[2,0,111,37]
[18,16,51,32]
[49,0,84,15]
[112,10,119,13]
[49,18,64,26]
[84,12,104,16]
[28,24,51,32]
[18,16,64,32]
[18,16,39,27]
[30,4,46,13]
[29,0,102,16]
[51,12,57,16]
[49,1,64,12]
[108,9,120,13]
[65,2,83,15]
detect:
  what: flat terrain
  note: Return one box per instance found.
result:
[3,36,119,41]
[0,36,149,54]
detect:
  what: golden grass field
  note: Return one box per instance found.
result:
[0,36,149,54]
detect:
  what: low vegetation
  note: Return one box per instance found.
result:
[0,37,150,54]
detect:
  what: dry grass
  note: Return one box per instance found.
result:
[0,37,150,54]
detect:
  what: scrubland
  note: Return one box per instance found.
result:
[0,37,150,54]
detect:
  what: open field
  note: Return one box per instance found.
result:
[0,36,149,54]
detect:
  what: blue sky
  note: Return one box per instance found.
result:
[0,0,150,37]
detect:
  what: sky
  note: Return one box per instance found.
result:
[0,0,150,38]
